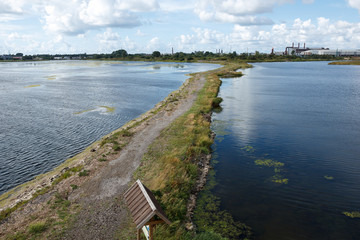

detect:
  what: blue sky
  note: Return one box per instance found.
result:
[1,0,360,55]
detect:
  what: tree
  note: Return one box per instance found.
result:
[152,51,161,58]
[111,49,128,58]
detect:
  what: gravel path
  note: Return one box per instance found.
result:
[63,75,206,239]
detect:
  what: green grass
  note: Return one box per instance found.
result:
[79,170,89,177]
[28,222,48,234]
[329,60,360,65]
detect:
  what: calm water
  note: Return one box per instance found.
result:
[0,60,218,195]
[212,62,360,239]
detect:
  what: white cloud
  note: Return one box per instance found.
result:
[194,0,292,25]
[0,0,25,14]
[347,0,360,12]
[147,37,161,51]
[34,0,160,35]
[302,0,314,4]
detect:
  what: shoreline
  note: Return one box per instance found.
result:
[0,65,198,212]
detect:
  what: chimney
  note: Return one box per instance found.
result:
[304,43,306,49]
[292,42,294,47]
[298,43,300,48]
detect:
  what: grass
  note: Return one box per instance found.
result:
[28,222,48,234]
[329,60,360,65]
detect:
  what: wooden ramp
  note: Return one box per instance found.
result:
[124,179,171,240]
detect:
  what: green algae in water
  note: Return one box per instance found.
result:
[271,174,288,184]
[324,175,334,180]
[46,75,56,80]
[255,159,284,168]
[241,146,255,153]
[212,120,230,137]
[99,105,115,113]
[74,106,115,115]
[74,108,95,115]
[194,160,252,239]
[24,84,41,88]
[343,211,360,218]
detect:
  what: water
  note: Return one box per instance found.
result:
[0,60,218,195]
[211,62,360,239]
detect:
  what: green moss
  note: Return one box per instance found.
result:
[254,159,284,168]
[98,158,107,162]
[343,211,360,218]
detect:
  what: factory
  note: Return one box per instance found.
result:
[301,49,360,56]
[273,43,360,57]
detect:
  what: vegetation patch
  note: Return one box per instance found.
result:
[241,146,255,153]
[329,61,360,65]
[324,175,334,180]
[99,105,115,113]
[255,159,284,168]
[24,84,41,88]
[343,211,360,218]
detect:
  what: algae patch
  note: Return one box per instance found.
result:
[255,159,284,168]
[241,146,255,153]
[324,175,334,180]
[46,75,56,80]
[255,158,288,184]
[343,211,360,218]
[74,105,115,115]
[24,84,41,88]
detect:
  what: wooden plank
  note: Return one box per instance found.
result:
[128,191,145,210]
[134,208,153,225]
[131,200,150,219]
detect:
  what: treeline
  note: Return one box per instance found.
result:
[1,49,343,62]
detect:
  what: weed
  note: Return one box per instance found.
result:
[79,170,89,177]
[98,158,107,162]
[70,184,78,190]
[28,222,48,234]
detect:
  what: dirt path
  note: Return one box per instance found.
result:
[63,75,206,239]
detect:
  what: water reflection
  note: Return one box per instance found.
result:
[212,62,360,240]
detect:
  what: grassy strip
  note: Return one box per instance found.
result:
[329,60,360,65]
[132,61,252,239]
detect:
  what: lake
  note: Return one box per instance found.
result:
[211,62,360,239]
[0,60,218,195]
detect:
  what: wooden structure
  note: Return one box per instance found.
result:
[124,179,171,240]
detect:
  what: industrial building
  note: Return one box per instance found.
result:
[283,43,329,56]
[301,49,360,56]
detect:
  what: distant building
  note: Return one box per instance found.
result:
[283,42,329,56]
[54,57,63,60]
[12,56,22,60]
[301,49,360,56]
[1,55,12,60]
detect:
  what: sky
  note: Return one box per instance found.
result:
[1,0,360,55]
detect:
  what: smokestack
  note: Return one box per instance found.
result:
[292,42,294,47]
[298,43,300,48]
[304,43,306,49]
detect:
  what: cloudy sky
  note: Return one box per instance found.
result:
[1,0,360,55]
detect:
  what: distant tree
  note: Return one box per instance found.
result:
[152,51,161,58]
[16,53,23,56]
[111,49,128,58]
